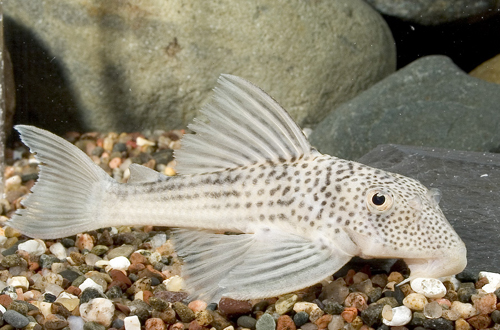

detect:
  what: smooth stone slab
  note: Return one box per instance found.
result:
[358,144,500,275]
[309,55,500,161]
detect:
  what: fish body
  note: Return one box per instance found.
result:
[9,75,467,302]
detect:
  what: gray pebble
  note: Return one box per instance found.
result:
[91,146,105,157]
[1,242,20,256]
[457,284,477,303]
[300,323,318,330]
[492,310,500,324]
[61,238,75,248]
[3,309,30,328]
[360,303,384,327]
[59,269,81,283]
[111,318,125,329]
[322,301,343,315]
[107,244,135,259]
[237,315,257,329]
[80,288,106,304]
[40,254,61,269]
[112,142,127,153]
[106,285,123,299]
[129,299,153,322]
[293,311,309,327]
[90,245,109,256]
[83,321,106,330]
[255,313,275,330]
[9,300,30,315]
[422,318,454,330]
[1,254,23,267]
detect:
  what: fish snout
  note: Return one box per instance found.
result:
[405,241,467,279]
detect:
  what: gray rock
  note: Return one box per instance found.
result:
[5,0,395,133]
[358,144,500,274]
[310,56,500,161]
[365,0,500,25]
[3,310,30,328]
[255,313,276,330]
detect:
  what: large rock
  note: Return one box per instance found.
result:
[470,54,500,84]
[358,144,500,275]
[365,0,500,25]
[309,56,500,161]
[5,0,395,134]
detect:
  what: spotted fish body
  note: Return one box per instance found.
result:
[9,75,467,302]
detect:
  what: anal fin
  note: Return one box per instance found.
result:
[171,228,353,302]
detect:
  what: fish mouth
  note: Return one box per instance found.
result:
[404,244,467,280]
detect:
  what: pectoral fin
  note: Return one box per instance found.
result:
[172,228,353,302]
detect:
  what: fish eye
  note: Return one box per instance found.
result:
[367,189,394,212]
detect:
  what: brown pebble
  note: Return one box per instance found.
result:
[195,310,213,326]
[69,252,85,265]
[145,318,167,330]
[314,314,332,330]
[455,318,472,330]
[188,300,207,313]
[115,302,131,315]
[344,269,356,285]
[138,265,166,281]
[387,272,404,284]
[129,262,146,273]
[472,293,497,314]
[152,308,177,325]
[108,269,132,290]
[209,310,232,330]
[344,292,369,311]
[341,306,357,323]
[467,314,491,329]
[218,297,252,316]
[143,290,154,303]
[43,314,69,330]
[173,302,196,323]
[65,286,81,296]
[475,277,489,289]
[130,252,150,265]
[51,303,71,318]
[0,294,13,307]
[276,315,296,330]
[188,320,203,330]
[154,291,189,303]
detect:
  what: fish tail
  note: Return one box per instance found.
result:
[8,125,115,239]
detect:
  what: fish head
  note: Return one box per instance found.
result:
[339,168,467,280]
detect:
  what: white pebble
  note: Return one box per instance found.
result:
[44,283,64,297]
[0,304,5,313]
[109,256,131,271]
[410,278,446,298]
[124,315,141,330]
[5,175,21,191]
[451,301,478,319]
[382,306,412,326]
[79,298,115,327]
[136,136,155,146]
[49,242,67,259]
[18,239,46,256]
[150,233,167,249]
[7,276,29,290]
[67,316,85,330]
[79,278,104,293]
[479,271,500,293]
[164,275,184,292]
[328,315,345,330]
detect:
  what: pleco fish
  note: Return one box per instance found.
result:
[9,75,466,302]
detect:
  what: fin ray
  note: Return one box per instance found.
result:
[175,74,312,174]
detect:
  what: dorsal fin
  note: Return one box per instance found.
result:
[174,74,313,175]
[128,164,168,183]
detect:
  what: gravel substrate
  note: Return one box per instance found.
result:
[0,129,499,330]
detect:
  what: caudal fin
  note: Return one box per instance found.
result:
[8,125,114,239]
